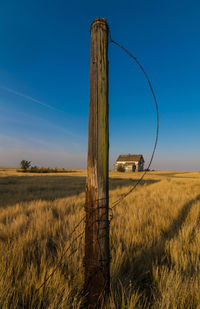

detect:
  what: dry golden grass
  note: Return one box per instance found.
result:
[0,168,200,308]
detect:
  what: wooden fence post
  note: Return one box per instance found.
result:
[84,17,109,307]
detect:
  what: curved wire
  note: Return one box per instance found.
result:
[109,32,159,209]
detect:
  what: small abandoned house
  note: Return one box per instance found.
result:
[115,154,145,172]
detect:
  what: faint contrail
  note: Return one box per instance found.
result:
[0,85,62,112]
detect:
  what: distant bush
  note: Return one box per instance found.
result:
[20,160,32,172]
[30,167,58,173]
[117,164,125,172]
[18,166,75,173]
[18,160,76,173]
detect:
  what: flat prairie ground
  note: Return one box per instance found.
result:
[0,168,200,308]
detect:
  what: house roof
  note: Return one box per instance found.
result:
[116,154,144,162]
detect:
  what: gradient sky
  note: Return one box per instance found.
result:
[0,0,200,170]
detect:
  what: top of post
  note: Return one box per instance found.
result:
[90,17,108,32]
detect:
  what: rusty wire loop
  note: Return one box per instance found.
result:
[109,32,159,210]
[35,32,159,296]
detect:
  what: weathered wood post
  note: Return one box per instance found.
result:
[84,17,109,307]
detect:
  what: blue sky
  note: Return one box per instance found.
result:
[0,0,200,170]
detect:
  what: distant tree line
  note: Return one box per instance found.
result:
[19,160,74,173]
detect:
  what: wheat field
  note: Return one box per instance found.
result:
[0,168,200,308]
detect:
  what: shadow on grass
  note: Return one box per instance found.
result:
[115,193,200,306]
[0,175,159,208]
[109,177,159,191]
[155,172,200,179]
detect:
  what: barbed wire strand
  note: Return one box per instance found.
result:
[35,230,85,293]
[35,208,113,294]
